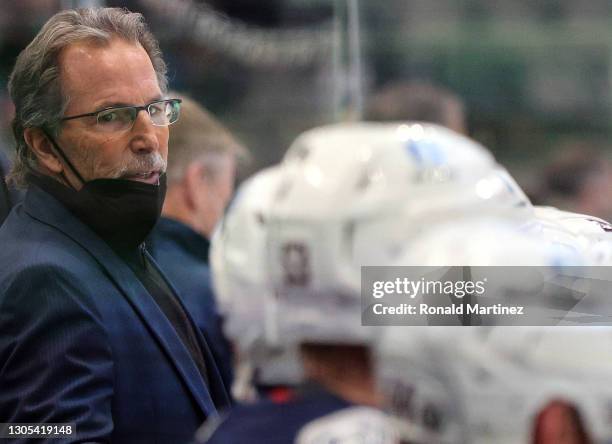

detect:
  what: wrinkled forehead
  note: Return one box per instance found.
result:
[58,37,161,113]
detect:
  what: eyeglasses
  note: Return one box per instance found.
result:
[60,98,182,133]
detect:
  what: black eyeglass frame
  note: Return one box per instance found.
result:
[60,98,182,126]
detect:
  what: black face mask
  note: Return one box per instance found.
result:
[30,133,167,251]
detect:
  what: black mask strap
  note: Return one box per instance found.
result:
[42,129,86,187]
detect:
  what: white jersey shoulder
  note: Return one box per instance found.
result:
[296,406,398,444]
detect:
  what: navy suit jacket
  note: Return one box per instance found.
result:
[148,217,234,391]
[0,185,231,443]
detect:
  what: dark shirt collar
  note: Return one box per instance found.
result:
[153,216,210,263]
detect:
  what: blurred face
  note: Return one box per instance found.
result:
[56,38,168,187]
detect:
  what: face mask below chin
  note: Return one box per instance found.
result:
[32,132,167,251]
[72,175,167,250]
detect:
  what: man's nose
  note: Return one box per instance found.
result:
[129,109,159,154]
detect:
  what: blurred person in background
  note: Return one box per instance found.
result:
[0,8,230,442]
[148,92,249,391]
[366,80,467,135]
[533,142,612,223]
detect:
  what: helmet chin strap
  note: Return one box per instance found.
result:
[42,129,86,189]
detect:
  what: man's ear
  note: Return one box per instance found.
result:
[23,127,63,174]
[183,162,207,210]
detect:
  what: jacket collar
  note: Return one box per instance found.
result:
[153,217,210,263]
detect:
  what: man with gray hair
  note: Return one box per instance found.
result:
[148,92,249,392]
[0,8,230,443]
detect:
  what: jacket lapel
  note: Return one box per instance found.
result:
[24,185,217,417]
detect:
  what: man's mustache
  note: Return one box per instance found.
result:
[114,153,167,178]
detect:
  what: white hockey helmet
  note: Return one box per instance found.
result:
[376,218,609,443]
[400,217,585,268]
[215,122,538,345]
[266,122,534,345]
[378,322,612,444]
[210,166,281,351]
[376,327,466,444]
[210,166,303,396]
[533,206,612,265]
[396,217,591,329]
[477,165,533,211]
[281,122,530,229]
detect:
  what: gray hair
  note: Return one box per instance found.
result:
[166,92,250,183]
[7,7,168,187]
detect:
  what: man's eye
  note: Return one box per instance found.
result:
[98,111,118,123]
